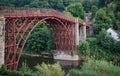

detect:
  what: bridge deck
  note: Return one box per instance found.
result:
[0,6,83,25]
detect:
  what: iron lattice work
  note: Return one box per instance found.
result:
[0,7,84,70]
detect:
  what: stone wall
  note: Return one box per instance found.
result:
[0,17,5,67]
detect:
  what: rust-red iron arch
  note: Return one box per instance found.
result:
[16,17,68,64]
[0,7,85,70]
[5,16,75,70]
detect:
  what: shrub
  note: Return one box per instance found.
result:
[79,29,120,61]
[18,62,36,76]
[67,69,97,76]
[66,69,81,76]
[19,62,33,73]
[0,64,9,75]
[81,58,120,76]
[35,62,65,76]
[79,41,90,56]
[80,71,97,76]
[114,41,120,53]
[9,71,36,76]
[24,72,36,76]
[67,58,120,76]
[9,71,23,76]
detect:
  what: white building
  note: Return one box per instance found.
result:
[107,28,119,41]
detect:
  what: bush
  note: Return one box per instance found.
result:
[79,41,89,55]
[19,62,33,73]
[0,64,9,75]
[81,58,120,76]
[9,71,23,76]
[67,69,97,76]
[18,62,36,76]
[67,69,81,76]
[80,71,97,76]
[24,72,36,76]
[114,41,120,53]
[35,62,65,76]
[67,58,120,76]
[79,29,120,61]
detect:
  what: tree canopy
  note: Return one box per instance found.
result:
[65,3,85,19]
[93,8,112,34]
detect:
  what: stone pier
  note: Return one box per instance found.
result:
[79,22,86,44]
[0,17,5,67]
[53,18,80,61]
[75,18,79,46]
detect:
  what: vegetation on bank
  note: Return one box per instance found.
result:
[0,62,64,76]
[67,58,120,76]
[1,58,120,76]
[79,29,120,66]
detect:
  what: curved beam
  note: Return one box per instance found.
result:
[15,17,66,70]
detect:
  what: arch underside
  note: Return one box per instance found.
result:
[5,16,75,70]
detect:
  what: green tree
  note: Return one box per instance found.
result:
[65,3,85,19]
[91,5,98,18]
[98,0,113,8]
[0,0,15,6]
[14,0,32,7]
[96,29,115,52]
[82,0,99,12]
[25,22,55,54]
[114,41,120,53]
[49,0,65,11]
[79,40,90,56]
[93,8,112,34]
[27,0,49,8]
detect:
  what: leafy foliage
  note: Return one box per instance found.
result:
[91,5,98,18]
[65,3,85,19]
[67,69,97,76]
[9,71,23,76]
[79,29,120,65]
[82,0,99,12]
[96,29,115,51]
[98,0,113,8]
[25,22,55,54]
[0,64,9,75]
[18,62,33,74]
[81,58,120,76]
[67,58,120,76]
[93,9,112,34]
[35,62,65,76]
[0,0,15,6]
[79,41,90,56]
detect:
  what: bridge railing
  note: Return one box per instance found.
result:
[0,6,84,25]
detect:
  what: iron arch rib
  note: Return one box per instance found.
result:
[5,17,76,70]
[0,7,85,70]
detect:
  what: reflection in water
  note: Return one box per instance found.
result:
[55,60,83,73]
[18,54,83,73]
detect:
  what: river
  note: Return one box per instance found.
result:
[18,54,84,73]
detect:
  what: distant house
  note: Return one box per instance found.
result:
[107,28,119,41]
